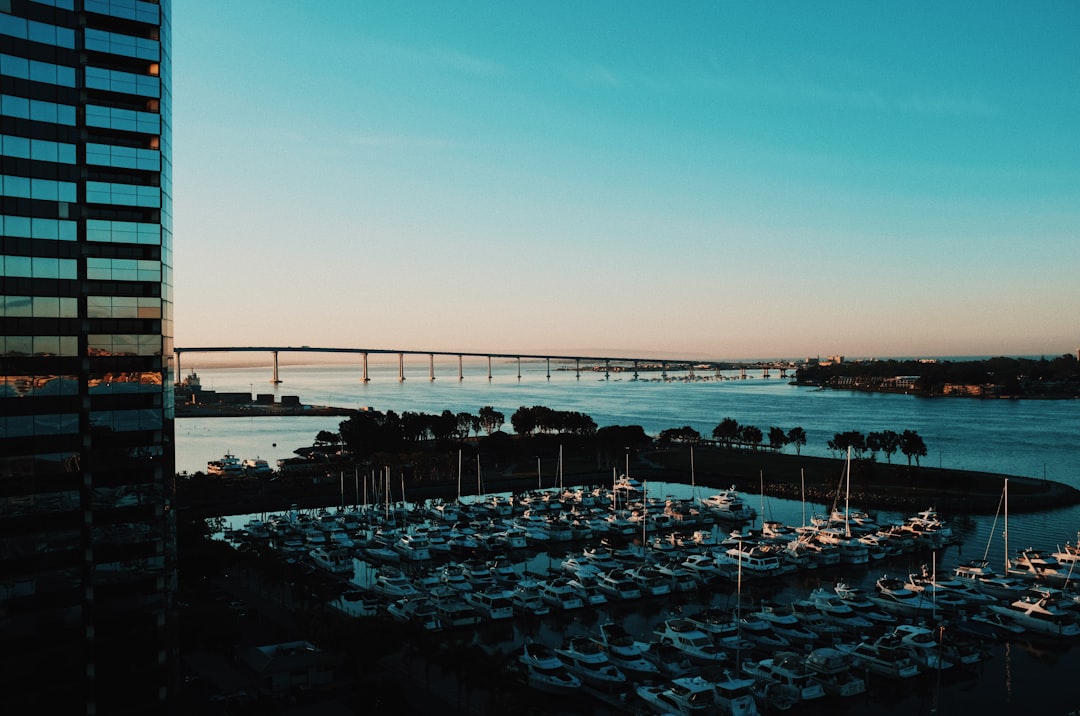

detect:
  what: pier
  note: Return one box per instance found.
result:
[173,345,795,384]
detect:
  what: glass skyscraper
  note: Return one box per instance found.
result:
[0,1,175,712]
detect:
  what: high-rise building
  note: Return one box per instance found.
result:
[0,1,175,712]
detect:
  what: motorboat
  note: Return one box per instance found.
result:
[554,636,628,692]
[804,647,867,697]
[902,572,976,614]
[806,588,876,635]
[788,598,847,643]
[840,633,921,679]
[371,568,421,600]
[463,586,515,621]
[952,560,1029,601]
[307,545,353,575]
[439,563,474,593]
[718,543,789,578]
[207,452,243,476]
[747,601,819,646]
[594,570,643,602]
[699,486,756,522]
[510,574,551,616]
[538,577,585,611]
[870,576,941,619]
[712,672,761,716]
[1008,547,1074,586]
[386,596,442,631]
[392,532,432,562]
[684,608,755,653]
[596,622,660,679]
[890,624,954,671]
[737,613,792,650]
[987,594,1080,638]
[518,642,582,695]
[680,553,728,585]
[833,580,898,629]
[622,564,673,597]
[636,675,716,715]
[567,576,608,606]
[428,587,483,628]
[654,618,728,665]
[741,651,826,703]
[654,561,701,593]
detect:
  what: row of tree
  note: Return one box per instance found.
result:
[827,429,928,466]
[327,405,928,468]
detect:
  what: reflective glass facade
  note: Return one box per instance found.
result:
[0,1,175,712]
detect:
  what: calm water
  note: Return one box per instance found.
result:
[177,360,1079,485]
[187,361,1080,713]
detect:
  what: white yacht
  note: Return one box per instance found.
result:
[538,577,585,611]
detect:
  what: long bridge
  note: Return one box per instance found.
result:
[173,346,797,384]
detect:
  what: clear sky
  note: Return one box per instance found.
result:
[173,1,1079,361]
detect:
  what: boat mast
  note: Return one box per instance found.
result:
[844,447,852,539]
[1003,478,1009,575]
[800,468,806,528]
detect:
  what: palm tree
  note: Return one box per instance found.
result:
[900,429,928,467]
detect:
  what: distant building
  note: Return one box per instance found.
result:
[0,2,175,713]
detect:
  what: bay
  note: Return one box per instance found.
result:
[182,360,1080,713]
[176,360,1080,487]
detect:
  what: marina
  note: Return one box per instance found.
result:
[214,474,1080,714]
[186,362,1080,712]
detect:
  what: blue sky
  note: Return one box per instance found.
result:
[173,1,1079,360]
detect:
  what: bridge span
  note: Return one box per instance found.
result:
[173,346,795,384]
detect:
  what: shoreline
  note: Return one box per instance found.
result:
[176,445,1080,519]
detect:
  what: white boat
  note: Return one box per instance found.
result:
[806,588,876,635]
[207,452,243,476]
[712,672,761,716]
[654,618,728,665]
[1008,547,1074,586]
[242,457,273,476]
[741,651,826,703]
[510,574,551,616]
[428,587,483,628]
[890,624,954,671]
[636,675,716,715]
[654,561,700,593]
[621,564,673,597]
[804,647,867,697]
[554,636,628,692]
[566,576,608,606]
[518,642,582,695]
[594,570,643,602]
[987,594,1080,638]
[372,568,421,600]
[870,575,940,618]
[392,532,432,562]
[833,580,898,629]
[386,596,442,631]
[788,599,847,643]
[699,485,756,522]
[307,545,353,574]
[596,622,660,679]
[464,586,515,621]
[538,577,585,611]
[746,601,819,646]
[840,632,921,679]
[738,613,792,650]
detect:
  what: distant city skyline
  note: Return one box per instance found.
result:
[174,2,1079,360]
